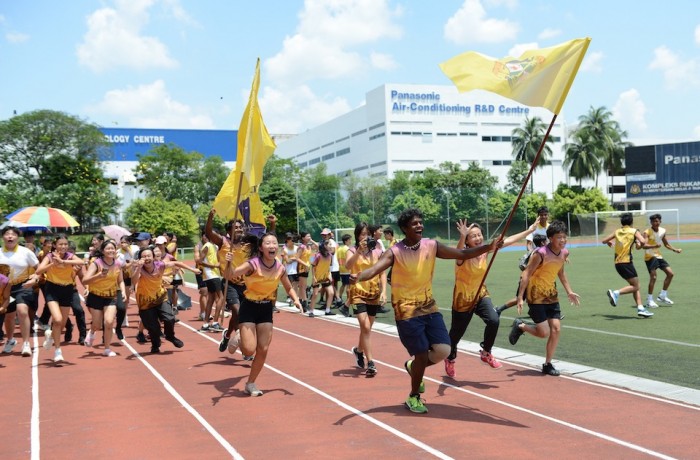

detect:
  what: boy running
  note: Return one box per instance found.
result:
[642,214,682,308]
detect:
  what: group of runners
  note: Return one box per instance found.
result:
[0,206,682,414]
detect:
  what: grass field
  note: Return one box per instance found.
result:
[375,241,700,390]
[185,240,699,390]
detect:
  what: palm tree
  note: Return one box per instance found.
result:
[563,129,601,186]
[510,116,553,192]
[576,106,631,204]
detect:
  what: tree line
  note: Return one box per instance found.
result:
[0,109,627,243]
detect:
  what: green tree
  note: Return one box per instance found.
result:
[259,155,299,234]
[563,129,601,186]
[134,144,204,207]
[0,110,118,229]
[198,156,230,204]
[510,116,554,192]
[576,106,631,204]
[124,197,199,246]
[505,160,530,194]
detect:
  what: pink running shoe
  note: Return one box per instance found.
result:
[444,358,456,378]
[480,350,503,369]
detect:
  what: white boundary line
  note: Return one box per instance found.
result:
[272,326,680,460]
[119,339,244,460]
[31,334,40,460]
[177,321,454,460]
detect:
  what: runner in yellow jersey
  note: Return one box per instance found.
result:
[601,212,652,317]
[641,213,682,308]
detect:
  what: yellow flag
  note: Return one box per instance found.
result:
[213,58,276,223]
[440,37,591,114]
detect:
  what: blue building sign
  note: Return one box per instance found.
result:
[626,141,700,199]
[99,127,237,162]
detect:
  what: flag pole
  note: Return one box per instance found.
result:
[470,113,558,308]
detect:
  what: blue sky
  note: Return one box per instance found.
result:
[1,0,699,145]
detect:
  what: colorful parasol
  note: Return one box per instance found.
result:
[5,206,79,228]
[0,220,51,232]
[101,224,131,241]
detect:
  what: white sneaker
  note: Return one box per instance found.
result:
[637,308,654,318]
[43,329,54,350]
[103,348,117,357]
[34,320,47,331]
[3,338,17,353]
[53,349,64,362]
[244,382,263,397]
[645,299,659,309]
[21,342,32,357]
[657,295,674,305]
[84,332,95,347]
[228,330,240,355]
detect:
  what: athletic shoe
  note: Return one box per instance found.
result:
[637,308,654,318]
[150,346,161,354]
[480,350,503,369]
[542,362,560,376]
[3,338,17,354]
[607,289,619,307]
[339,305,351,317]
[166,336,184,348]
[272,306,280,313]
[365,361,377,377]
[34,319,47,331]
[136,331,148,343]
[404,359,425,393]
[43,329,54,350]
[228,330,240,355]
[243,355,254,361]
[308,311,315,318]
[657,295,674,305]
[209,322,224,332]
[64,322,73,342]
[218,331,230,352]
[244,382,263,397]
[405,394,428,414]
[645,299,659,309]
[200,323,210,332]
[198,312,206,321]
[378,306,391,314]
[509,319,524,345]
[21,342,32,357]
[84,331,95,347]
[444,358,456,378]
[103,348,117,357]
[352,347,365,369]
[78,335,86,346]
[324,310,336,316]
[53,349,64,363]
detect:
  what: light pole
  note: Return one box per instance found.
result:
[444,190,451,243]
[483,190,489,238]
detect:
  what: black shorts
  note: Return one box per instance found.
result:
[297,271,309,279]
[615,263,638,280]
[124,276,132,287]
[331,271,340,282]
[44,281,75,306]
[645,258,670,272]
[86,292,117,311]
[171,278,183,287]
[9,284,38,313]
[205,278,222,293]
[195,272,206,289]
[528,302,561,324]
[340,274,350,286]
[352,304,379,316]
[225,282,245,308]
[287,273,299,282]
[313,280,332,288]
[238,297,274,324]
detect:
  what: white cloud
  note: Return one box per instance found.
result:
[258,84,352,134]
[612,89,648,135]
[508,42,537,58]
[370,52,398,70]
[6,32,29,43]
[161,0,199,27]
[580,51,603,73]
[695,24,700,46]
[649,45,700,89]
[87,80,214,129]
[538,28,561,41]
[444,0,519,45]
[76,0,178,73]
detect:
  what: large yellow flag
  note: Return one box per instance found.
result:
[214,58,276,224]
[440,37,591,115]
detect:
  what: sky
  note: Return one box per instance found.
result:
[1,0,699,146]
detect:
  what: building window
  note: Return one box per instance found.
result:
[309,157,320,165]
[352,129,367,137]
[369,132,385,141]
[322,142,334,148]
[336,147,351,156]
[335,136,349,143]
[322,153,335,161]
[369,122,385,130]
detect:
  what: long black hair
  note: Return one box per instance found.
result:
[353,222,369,248]
[92,239,118,260]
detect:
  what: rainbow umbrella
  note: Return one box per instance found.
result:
[5,206,79,228]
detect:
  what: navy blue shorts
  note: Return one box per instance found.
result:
[340,274,350,285]
[396,312,450,357]
[528,302,561,324]
[645,258,670,272]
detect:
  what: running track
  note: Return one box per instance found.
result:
[2,283,698,459]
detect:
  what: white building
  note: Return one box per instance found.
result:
[275,83,589,198]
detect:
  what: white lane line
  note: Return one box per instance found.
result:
[177,321,454,460]
[274,326,680,460]
[120,339,244,460]
[31,334,40,460]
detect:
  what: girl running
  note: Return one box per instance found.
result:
[345,222,386,376]
[224,233,302,396]
[308,239,334,317]
[281,234,301,312]
[295,232,316,313]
